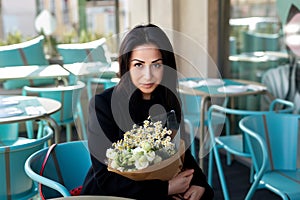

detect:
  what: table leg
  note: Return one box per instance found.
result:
[199,96,209,169]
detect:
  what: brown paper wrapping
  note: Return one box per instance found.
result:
[107,140,185,181]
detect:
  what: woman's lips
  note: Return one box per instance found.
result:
[142,83,154,89]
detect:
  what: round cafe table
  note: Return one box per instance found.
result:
[0,95,61,142]
[179,78,270,168]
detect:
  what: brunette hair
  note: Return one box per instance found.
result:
[116,24,181,123]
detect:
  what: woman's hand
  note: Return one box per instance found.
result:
[168,169,194,195]
[183,185,205,200]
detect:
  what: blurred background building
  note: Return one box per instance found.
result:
[0,0,284,81]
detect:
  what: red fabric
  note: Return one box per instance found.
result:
[70,186,83,196]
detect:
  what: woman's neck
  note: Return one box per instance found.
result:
[142,93,151,100]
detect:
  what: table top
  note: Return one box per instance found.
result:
[179,78,267,98]
[0,64,70,81]
[0,95,61,124]
[63,62,118,78]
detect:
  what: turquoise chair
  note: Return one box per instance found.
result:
[207,98,294,200]
[179,91,230,160]
[57,38,118,99]
[0,35,55,90]
[0,125,53,200]
[24,140,91,199]
[242,31,281,53]
[240,113,300,200]
[22,81,87,142]
[56,38,110,65]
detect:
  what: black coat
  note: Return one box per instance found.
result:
[81,87,214,200]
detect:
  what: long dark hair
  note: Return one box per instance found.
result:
[115,24,181,123]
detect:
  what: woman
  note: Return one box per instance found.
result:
[81,24,214,200]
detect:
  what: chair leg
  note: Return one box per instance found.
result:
[208,150,214,186]
[37,121,45,139]
[25,121,34,139]
[77,103,87,140]
[214,146,230,200]
[249,164,254,183]
[224,117,233,166]
[66,124,72,142]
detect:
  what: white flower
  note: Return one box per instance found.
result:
[106,148,117,160]
[106,117,177,172]
[132,147,144,155]
[153,155,162,164]
[135,155,149,169]
[141,141,152,151]
[145,151,155,162]
[110,160,120,169]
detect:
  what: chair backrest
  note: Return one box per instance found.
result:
[56,38,111,65]
[240,113,300,172]
[0,123,19,145]
[0,35,48,67]
[25,140,91,198]
[22,81,86,124]
[0,35,55,90]
[242,31,281,52]
[207,99,295,149]
[0,126,53,200]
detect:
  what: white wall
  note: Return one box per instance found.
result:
[2,0,37,38]
[126,0,215,78]
[173,0,210,78]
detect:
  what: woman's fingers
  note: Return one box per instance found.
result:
[177,169,194,178]
[168,169,194,195]
[184,185,205,200]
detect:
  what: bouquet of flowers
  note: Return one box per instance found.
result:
[106,116,185,181]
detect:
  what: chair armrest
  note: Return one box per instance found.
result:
[269,98,294,113]
[24,154,71,197]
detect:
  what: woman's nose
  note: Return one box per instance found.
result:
[143,65,153,79]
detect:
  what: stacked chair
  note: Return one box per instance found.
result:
[0,35,55,90]
[22,81,87,142]
[56,37,118,100]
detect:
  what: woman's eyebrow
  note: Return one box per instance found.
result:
[152,58,163,63]
[130,59,145,63]
[130,58,162,63]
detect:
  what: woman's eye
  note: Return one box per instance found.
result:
[152,63,162,68]
[134,63,143,68]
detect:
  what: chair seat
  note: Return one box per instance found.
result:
[184,111,227,127]
[216,135,251,157]
[260,170,300,199]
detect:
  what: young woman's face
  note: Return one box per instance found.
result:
[129,44,164,100]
